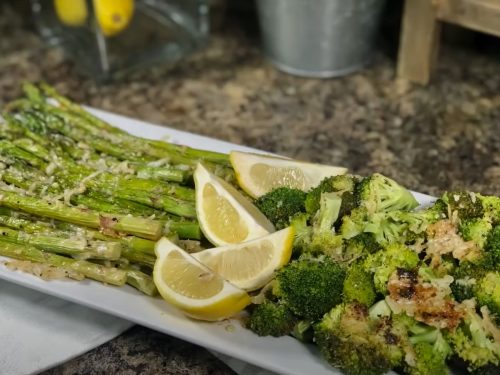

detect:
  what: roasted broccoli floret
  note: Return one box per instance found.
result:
[478,194,500,225]
[452,260,500,315]
[364,206,446,246]
[343,232,380,261]
[255,187,307,229]
[475,271,500,317]
[307,192,344,257]
[246,300,297,337]
[291,320,313,342]
[343,263,376,306]
[355,173,419,215]
[275,256,346,321]
[314,303,405,375]
[451,261,483,302]
[339,206,370,240]
[313,192,342,232]
[364,243,420,294]
[338,192,443,247]
[289,212,312,255]
[485,226,500,267]
[442,191,484,220]
[459,218,493,250]
[305,175,358,215]
[447,303,500,373]
[404,323,451,375]
[290,193,346,258]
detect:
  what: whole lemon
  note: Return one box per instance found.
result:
[93,0,135,37]
[54,0,88,27]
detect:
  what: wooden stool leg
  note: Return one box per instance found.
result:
[397,0,442,85]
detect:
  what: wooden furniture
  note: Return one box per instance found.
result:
[397,0,500,84]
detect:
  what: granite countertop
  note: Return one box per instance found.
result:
[1,3,500,374]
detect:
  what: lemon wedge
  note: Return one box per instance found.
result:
[194,163,274,246]
[193,227,294,291]
[153,237,250,321]
[230,151,348,198]
[54,0,88,27]
[93,0,135,37]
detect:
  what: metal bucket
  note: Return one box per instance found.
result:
[256,0,386,78]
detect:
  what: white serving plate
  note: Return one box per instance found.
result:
[0,108,436,375]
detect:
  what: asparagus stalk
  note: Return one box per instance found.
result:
[38,82,231,166]
[0,226,122,260]
[0,189,163,240]
[0,140,197,217]
[0,239,127,285]
[125,268,158,296]
[0,213,56,234]
[121,247,156,268]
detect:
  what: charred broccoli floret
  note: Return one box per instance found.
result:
[314,303,405,375]
[275,256,346,321]
[355,173,419,215]
[447,303,500,372]
[246,300,297,337]
[255,187,307,229]
[442,191,484,220]
[363,243,420,294]
[343,263,376,307]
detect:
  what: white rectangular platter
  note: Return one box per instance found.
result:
[0,108,436,375]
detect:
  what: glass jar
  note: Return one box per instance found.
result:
[31,0,209,80]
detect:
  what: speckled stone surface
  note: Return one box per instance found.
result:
[1,2,500,374]
[42,326,235,375]
[1,7,499,198]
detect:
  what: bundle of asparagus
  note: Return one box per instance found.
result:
[0,83,232,295]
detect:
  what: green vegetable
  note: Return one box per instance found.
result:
[255,187,307,229]
[355,173,419,215]
[442,191,484,220]
[364,243,420,294]
[314,303,405,375]
[246,301,297,337]
[275,256,346,321]
[343,263,376,306]
[447,306,500,372]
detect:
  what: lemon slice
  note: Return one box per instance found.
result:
[194,163,275,246]
[153,237,250,321]
[230,151,348,198]
[193,227,294,291]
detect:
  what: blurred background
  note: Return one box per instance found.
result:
[1,0,499,198]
